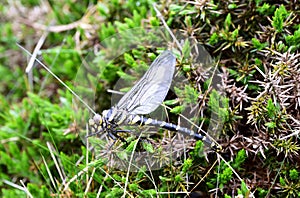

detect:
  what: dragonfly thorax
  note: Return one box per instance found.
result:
[87,108,131,141]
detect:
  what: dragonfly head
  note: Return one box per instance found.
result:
[88,113,104,136]
[92,113,102,124]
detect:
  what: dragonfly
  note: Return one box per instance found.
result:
[88,50,221,152]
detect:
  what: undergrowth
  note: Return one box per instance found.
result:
[0,0,299,197]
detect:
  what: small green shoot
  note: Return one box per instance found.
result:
[272,5,288,33]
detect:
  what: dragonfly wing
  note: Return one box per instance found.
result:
[116,50,176,115]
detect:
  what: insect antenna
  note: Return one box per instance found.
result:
[17,43,97,116]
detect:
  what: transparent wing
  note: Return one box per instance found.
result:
[116,50,176,115]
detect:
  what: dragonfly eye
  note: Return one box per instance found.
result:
[87,114,105,136]
[93,114,103,125]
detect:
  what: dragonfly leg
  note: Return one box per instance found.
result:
[109,131,128,145]
[86,130,103,138]
[115,129,132,133]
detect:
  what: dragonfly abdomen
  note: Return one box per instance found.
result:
[128,115,202,139]
[126,115,220,151]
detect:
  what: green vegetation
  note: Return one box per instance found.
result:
[1,0,299,197]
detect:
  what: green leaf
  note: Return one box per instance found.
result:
[257,3,275,15]
[224,13,232,31]
[169,4,183,12]
[182,40,191,59]
[129,183,139,192]
[219,167,233,184]
[289,169,299,180]
[265,122,276,128]
[124,53,136,66]
[142,141,154,153]
[233,149,247,169]
[174,174,183,182]
[208,90,229,123]
[99,22,116,40]
[184,85,199,104]
[170,105,184,114]
[228,4,237,9]
[209,32,219,45]
[255,58,263,66]
[190,140,204,158]
[163,99,179,106]
[182,158,193,173]
[266,98,280,119]
[149,16,160,26]
[97,3,109,17]
[182,64,191,72]
[232,29,239,39]
[136,166,146,180]
[279,176,286,186]
[285,27,300,50]
[140,189,156,197]
[272,5,288,33]
[184,16,192,27]
[125,139,138,152]
[241,180,249,195]
[252,38,268,50]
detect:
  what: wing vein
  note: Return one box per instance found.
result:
[116,50,176,115]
